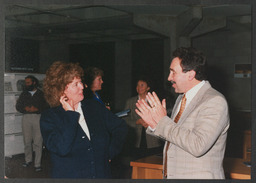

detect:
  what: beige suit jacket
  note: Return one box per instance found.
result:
[124,96,163,148]
[147,81,230,179]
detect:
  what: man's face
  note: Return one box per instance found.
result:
[25,78,35,91]
[167,57,190,93]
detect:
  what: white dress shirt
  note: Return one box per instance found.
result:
[174,80,206,116]
[75,102,91,140]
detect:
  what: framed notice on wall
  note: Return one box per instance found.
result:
[234,64,251,78]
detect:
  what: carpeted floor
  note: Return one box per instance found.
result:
[5,149,51,178]
[4,149,132,179]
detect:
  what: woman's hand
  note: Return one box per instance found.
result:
[60,95,74,111]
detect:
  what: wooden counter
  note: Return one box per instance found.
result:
[243,130,251,161]
[130,155,163,179]
[130,155,251,179]
[223,157,251,179]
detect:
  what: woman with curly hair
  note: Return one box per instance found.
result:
[40,61,127,178]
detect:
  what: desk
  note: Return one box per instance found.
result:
[243,130,251,161]
[223,157,251,179]
[130,155,163,179]
[130,155,251,179]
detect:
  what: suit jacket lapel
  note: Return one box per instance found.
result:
[177,81,212,125]
[167,95,182,149]
[79,102,92,141]
[166,81,212,149]
[171,95,183,119]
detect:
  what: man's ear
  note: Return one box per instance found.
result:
[188,70,196,80]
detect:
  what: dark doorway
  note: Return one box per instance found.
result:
[6,38,39,73]
[131,38,164,98]
[70,42,115,108]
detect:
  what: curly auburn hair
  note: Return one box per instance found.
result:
[43,61,84,107]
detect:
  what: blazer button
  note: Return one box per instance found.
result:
[82,136,86,139]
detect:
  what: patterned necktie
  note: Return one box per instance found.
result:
[164,94,186,178]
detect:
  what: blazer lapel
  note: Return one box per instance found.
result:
[177,81,212,125]
[167,95,183,148]
[78,102,92,141]
[170,95,183,119]
[166,82,212,149]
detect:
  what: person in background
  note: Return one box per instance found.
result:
[16,75,49,172]
[123,77,163,160]
[40,61,127,178]
[83,67,110,110]
[135,47,230,179]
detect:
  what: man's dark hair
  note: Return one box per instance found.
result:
[25,75,39,88]
[173,47,207,81]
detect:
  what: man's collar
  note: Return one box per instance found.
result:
[185,80,205,101]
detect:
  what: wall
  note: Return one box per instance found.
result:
[39,40,70,73]
[115,41,132,112]
[192,28,251,158]
[192,30,251,111]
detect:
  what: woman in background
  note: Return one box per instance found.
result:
[120,77,163,178]
[123,77,163,159]
[40,61,127,178]
[83,67,110,110]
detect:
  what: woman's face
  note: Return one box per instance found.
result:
[136,80,150,96]
[64,77,84,105]
[91,75,103,92]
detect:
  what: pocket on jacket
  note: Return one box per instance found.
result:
[176,171,215,179]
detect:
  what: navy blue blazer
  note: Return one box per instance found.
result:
[40,99,127,178]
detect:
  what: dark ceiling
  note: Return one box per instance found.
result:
[5,4,251,43]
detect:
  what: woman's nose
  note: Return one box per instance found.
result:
[80,83,84,89]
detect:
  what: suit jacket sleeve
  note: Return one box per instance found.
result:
[40,108,80,156]
[103,107,128,159]
[123,97,140,128]
[34,90,49,113]
[148,94,229,157]
[16,92,26,113]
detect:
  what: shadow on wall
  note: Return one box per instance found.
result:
[207,66,228,97]
[207,66,248,158]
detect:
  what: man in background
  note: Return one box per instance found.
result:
[16,75,48,172]
[135,47,230,179]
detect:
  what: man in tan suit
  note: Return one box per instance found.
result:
[135,47,230,179]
